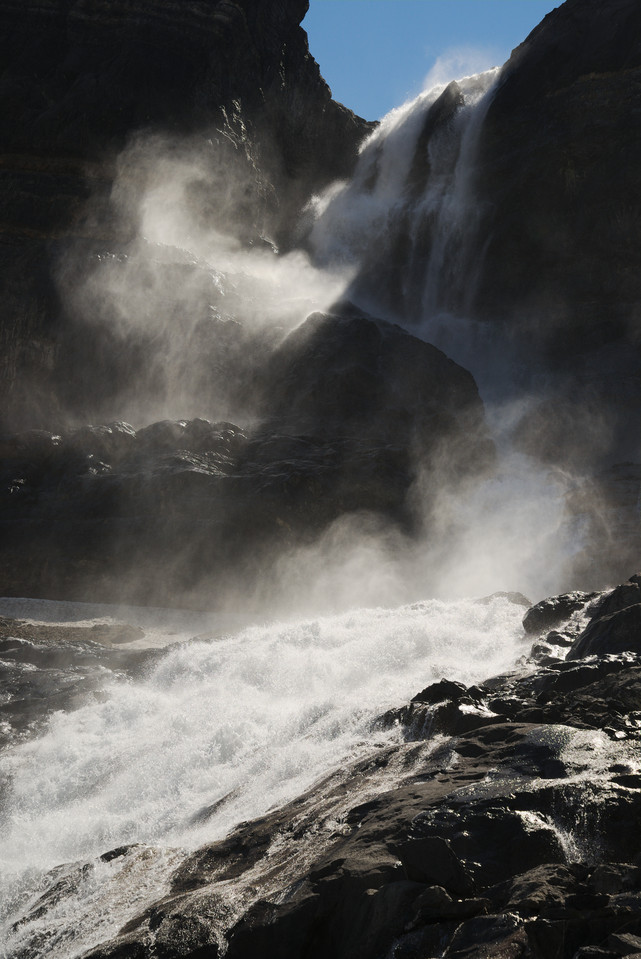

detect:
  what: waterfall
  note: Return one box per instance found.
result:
[306,69,499,353]
[0,70,606,959]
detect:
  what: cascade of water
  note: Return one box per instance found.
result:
[307,69,499,335]
[0,596,525,958]
[417,68,500,320]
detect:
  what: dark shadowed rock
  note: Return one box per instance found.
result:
[0,309,494,606]
[523,591,599,636]
[477,0,641,341]
[567,604,641,660]
[262,307,494,464]
[0,0,372,432]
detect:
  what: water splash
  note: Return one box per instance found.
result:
[0,595,526,957]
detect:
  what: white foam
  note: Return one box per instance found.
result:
[0,595,526,955]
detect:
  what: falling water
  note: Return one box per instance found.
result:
[307,69,499,330]
[0,69,591,958]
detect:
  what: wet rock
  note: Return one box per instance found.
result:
[394,837,474,895]
[411,679,469,705]
[606,932,641,955]
[593,580,641,619]
[523,591,597,635]
[11,576,641,959]
[443,914,525,958]
[65,423,138,463]
[568,604,641,660]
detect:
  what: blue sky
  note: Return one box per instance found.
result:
[303,0,561,119]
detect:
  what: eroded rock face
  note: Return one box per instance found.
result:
[0,0,372,431]
[13,577,641,959]
[477,0,641,337]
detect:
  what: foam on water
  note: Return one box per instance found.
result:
[0,595,526,955]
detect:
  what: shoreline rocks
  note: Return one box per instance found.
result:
[6,574,641,959]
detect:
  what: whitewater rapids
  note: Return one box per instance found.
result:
[0,594,528,957]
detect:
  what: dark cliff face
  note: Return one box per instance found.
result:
[473,0,641,464]
[0,0,365,196]
[477,0,641,344]
[0,0,371,431]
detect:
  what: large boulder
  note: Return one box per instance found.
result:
[0,309,494,606]
[567,578,641,660]
[259,306,495,475]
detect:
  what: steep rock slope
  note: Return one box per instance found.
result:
[474,0,641,465]
[0,0,370,429]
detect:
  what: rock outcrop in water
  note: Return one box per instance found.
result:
[8,574,641,959]
[0,307,493,606]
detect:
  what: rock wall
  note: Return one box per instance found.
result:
[474,0,641,465]
[0,0,371,430]
[0,308,494,607]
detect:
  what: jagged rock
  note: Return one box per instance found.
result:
[393,836,474,895]
[592,580,641,619]
[565,577,641,659]
[523,591,598,635]
[411,679,468,705]
[568,605,641,660]
[442,914,526,958]
[71,714,641,958]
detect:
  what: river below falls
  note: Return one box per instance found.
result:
[0,593,530,957]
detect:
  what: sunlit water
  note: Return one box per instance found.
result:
[0,595,527,956]
[0,66,600,959]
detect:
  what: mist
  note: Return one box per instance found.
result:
[44,67,620,617]
[57,131,352,428]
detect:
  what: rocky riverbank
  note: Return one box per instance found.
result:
[3,574,640,959]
